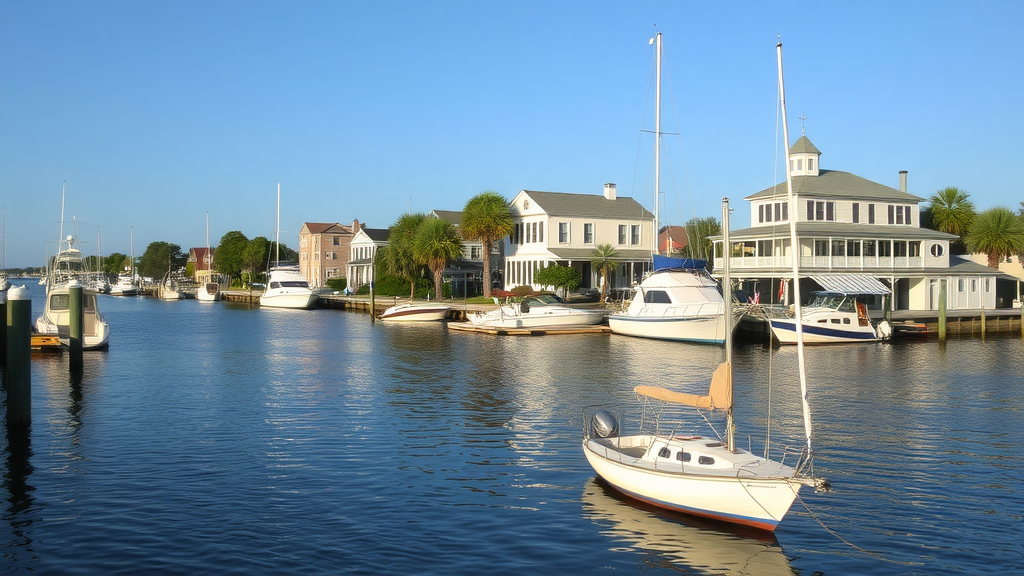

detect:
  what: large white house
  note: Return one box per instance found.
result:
[503,183,654,294]
[714,136,1005,311]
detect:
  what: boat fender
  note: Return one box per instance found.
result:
[592,410,618,438]
[876,319,893,341]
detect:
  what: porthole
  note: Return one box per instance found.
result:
[658,447,671,458]
[930,243,944,257]
[676,452,691,462]
[698,456,715,465]
[704,442,723,448]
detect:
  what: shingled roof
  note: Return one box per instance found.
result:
[520,190,653,220]
[745,170,925,203]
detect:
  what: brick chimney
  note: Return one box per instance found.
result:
[603,183,617,200]
[352,219,361,233]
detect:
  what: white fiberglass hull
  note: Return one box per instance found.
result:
[469,308,605,329]
[379,303,449,322]
[583,437,800,531]
[608,312,731,344]
[35,288,111,350]
[197,284,220,302]
[770,316,876,344]
[260,290,318,309]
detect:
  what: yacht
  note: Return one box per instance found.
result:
[260,265,317,309]
[35,280,111,350]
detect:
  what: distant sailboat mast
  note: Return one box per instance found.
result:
[651,32,662,260]
[275,183,281,267]
[777,39,814,463]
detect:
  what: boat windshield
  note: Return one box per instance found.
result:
[808,293,854,312]
[272,281,309,289]
[525,294,563,306]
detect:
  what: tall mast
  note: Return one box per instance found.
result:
[722,197,735,452]
[652,32,662,258]
[275,183,281,266]
[59,181,66,249]
[777,40,814,460]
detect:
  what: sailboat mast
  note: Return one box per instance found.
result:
[722,197,735,452]
[275,183,281,267]
[777,40,814,458]
[653,32,662,258]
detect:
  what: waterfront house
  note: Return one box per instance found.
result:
[965,253,1023,308]
[345,226,389,292]
[659,225,689,256]
[502,183,655,294]
[298,222,355,288]
[713,136,1004,311]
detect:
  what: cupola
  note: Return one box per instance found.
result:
[789,135,821,177]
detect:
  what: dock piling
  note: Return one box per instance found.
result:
[5,286,32,428]
[0,294,6,366]
[69,281,84,371]
[938,280,947,341]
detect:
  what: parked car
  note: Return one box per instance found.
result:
[564,288,600,303]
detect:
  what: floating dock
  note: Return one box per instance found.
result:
[31,335,62,351]
[447,322,611,336]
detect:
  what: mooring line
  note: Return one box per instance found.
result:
[794,491,922,566]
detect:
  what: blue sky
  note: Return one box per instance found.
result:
[1,1,1021,269]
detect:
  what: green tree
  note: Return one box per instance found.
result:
[590,244,619,303]
[215,231,249,280]
[104,252,128,275]
[378,213,427,298]
[926,187,976,254]
[677,216,721,270]
[461,191,514,298]
[138,241,185,281]
[243,237,270,282]
[534,264,581,298]
[413,217,463,299]
[965,207,1024,269]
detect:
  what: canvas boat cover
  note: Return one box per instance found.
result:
[635,361,732,411]
[809,274,891,295]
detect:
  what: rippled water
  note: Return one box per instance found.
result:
[2,282,1022,574]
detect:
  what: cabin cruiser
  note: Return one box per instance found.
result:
[260,265,317,309]
[35,280,111,350]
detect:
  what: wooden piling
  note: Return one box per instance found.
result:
[0,295,6,366]
[5,286,32,428]
[938,281,946,341]
[69,282,84,371]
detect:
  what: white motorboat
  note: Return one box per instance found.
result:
[110,273,140,296]
[197,281,220,302]
[159,270,183,300]
[260,265,317,309]
[469,294,605,329]
[379,302,450,322]
[583,40,823,532]
[35,280,111,350]
[607,264,740,344]
[769,290,886,344]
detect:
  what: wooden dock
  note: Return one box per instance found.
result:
[31,335,62,351]
[447,322,611,336]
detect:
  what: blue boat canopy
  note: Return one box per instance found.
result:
[653,255,706,271]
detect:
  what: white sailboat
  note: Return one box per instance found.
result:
[260,183,317,310]
[582,39,823,532]
[197,212,221,302]
[110,227,140,296]
[607,33,737,344]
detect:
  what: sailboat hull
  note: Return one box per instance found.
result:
[583,438,800,531]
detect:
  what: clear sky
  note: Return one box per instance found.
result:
[1,1,1021,269]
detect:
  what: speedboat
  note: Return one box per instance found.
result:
[769,291,883,344]
[607,264,739,344]
[35,280,111,350]
[110,273,140,296]
[260,265,317,309]
[468,294,605,329]
[379,302,450,322]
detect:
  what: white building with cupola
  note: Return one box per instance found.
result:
[714,135,1010,311]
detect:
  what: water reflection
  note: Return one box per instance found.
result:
[582,478,795,575]
[2,425,36,555]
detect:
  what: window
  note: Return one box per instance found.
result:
[930,243,944,257]
[895,206,904,225]
[807,201,835,221]
[894,241,908,257]
[905,206,912,226]
[782,202,788,221]
[864,240,876,256]
[958,279,965,291]
[759,205,764,223]
[658,447,671,459]
[868,204,875,224]
[630,225,641,245]
[531,222,537,243]
[847,240,861,256]
[583,223,594,244]
[538,222,543,243]
[775,202,783,221]
[698,456,715,465]
[796,158,803,171]
[333,237,340,246]
[807,200,814,221]
[909,242,921,257]
[832,240,845,257]
[879,241,892,257]
[676,452,691,462]
[815,240,829,256]
[765,204,773,222]
[558,222,570,243]
[470,246,482,259]
[853,203,860,223]
[888,205,895,224]
[808,158,814,171]
[617,225,627,245]
[644,290,672,304]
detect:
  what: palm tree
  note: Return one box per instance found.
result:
[378,213,427,298]
[965,207,1024,269]
[927,187,975,253]
[413,217,464,299]
[590,244,619,303]
[461,191,513,298]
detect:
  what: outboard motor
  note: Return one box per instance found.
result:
[592,410,619,438]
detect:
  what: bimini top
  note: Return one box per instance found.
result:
[653,255,707,271]
[810,274,891,295]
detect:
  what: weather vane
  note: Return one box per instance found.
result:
[799,113,807,135]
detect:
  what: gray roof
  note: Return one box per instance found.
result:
[790,136,821,155]
[746,170,925,203]
[522,190,654,220]
[363,228,391,242]
[948,255,1018,280]
[722,222,959,241]
[547,247,653,262]
[431,210,463,226]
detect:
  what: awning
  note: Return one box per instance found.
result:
[809,274,891,295]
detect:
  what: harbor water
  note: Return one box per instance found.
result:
[1,280,1022,574]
